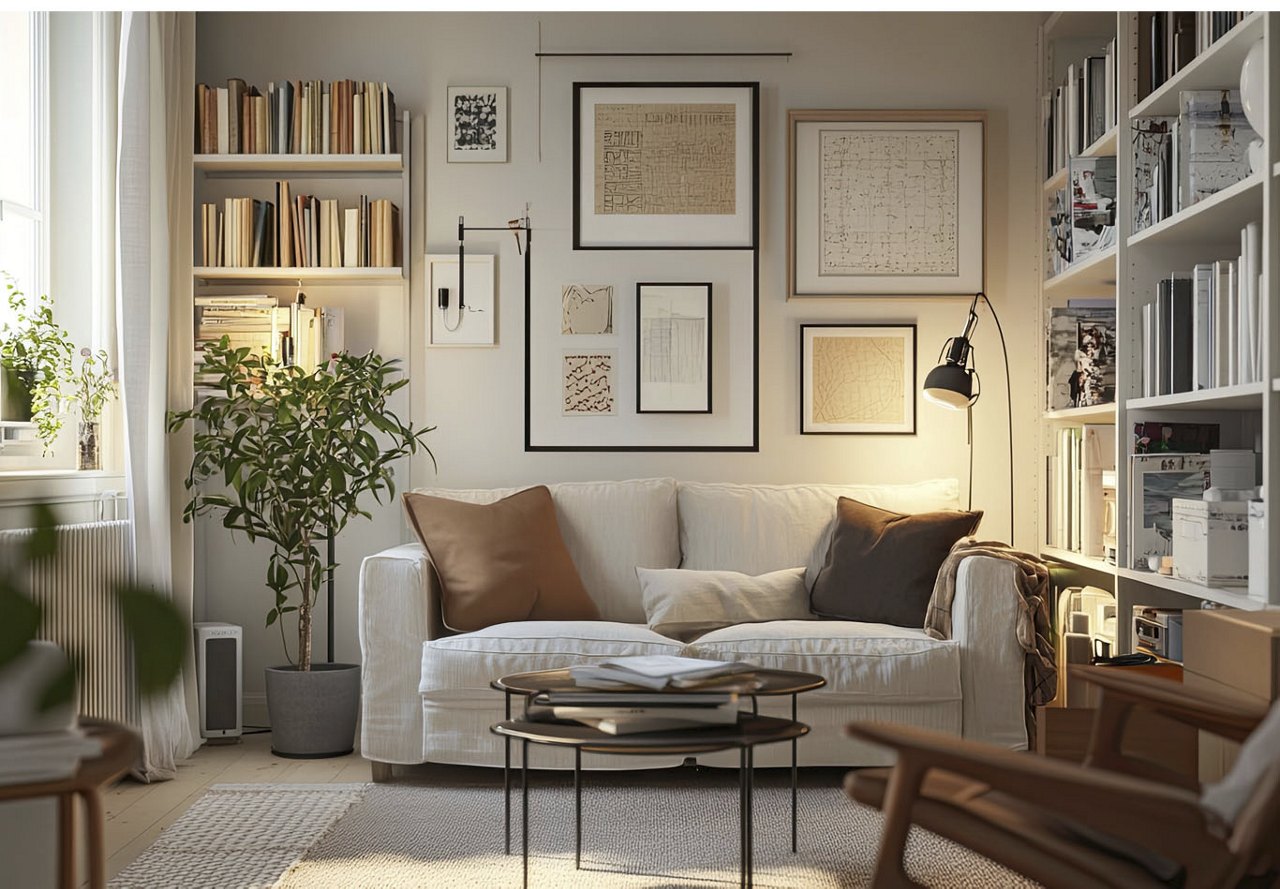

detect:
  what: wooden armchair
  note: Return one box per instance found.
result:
[845,665,1279,889]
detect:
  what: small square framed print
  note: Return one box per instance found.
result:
[800,324,916,434]
[447,86,507,163]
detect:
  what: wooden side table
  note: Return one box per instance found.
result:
[0,719,141,889]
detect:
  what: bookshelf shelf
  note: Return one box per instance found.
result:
[1042,166,1067,194]
[1043,403,1116,423]
[1044,246,1117,299]
[1042,546,1114,574]
[1128,12,1264,119]
[1081,125,1118,159]
[194,266,404,283]
[1115,567,1267,611]
[1126,381,1266,412]
[1126,173,1263,248]
[194,153,403,174]
[1043,11,1116,41]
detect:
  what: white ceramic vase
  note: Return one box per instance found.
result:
[1239,38,1266,174]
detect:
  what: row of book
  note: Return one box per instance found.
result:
[199,185,400,269]
[1138,12,1250,101]
[1133,90,1257,233]
[1046,300,1116,412]
[193,295,345,399]
[1045,423,1114,558]
[1139,221,1263,398]
[1047,156,1117,277]
[1043,38,1117,179]
[195,79,398,156]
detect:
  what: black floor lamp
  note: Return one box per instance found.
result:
[922,292,1015,543]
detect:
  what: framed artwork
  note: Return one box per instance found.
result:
[426,253,495,346]
[636,283,712,414]
[447,86,507,163]
[561,284,614,335]
[573,82,759,249]
[800,324,916,434]
[788,110,985,297]
[562,351,616,416]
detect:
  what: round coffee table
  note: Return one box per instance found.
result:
[490,667,825,888]
[493,714,807,889]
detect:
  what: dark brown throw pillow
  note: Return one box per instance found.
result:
[810,497,982,627]
[402,486,600,632]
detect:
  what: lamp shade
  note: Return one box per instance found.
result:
[922,362,975,409]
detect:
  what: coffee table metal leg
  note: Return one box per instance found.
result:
[747,746,754,889]
[791,693,798,853]
[738,746,747,889]
[504,694,512,855]
[574,748,582,869]
[522,739,529,889]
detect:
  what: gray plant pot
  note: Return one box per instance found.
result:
[264,663,360,759]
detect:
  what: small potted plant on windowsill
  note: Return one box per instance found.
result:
[168,339,433,758]
[0,276,73,451]
[68,348,117,471]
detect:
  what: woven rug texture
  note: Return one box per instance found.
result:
[112,777,1040,888]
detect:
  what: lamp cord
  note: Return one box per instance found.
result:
[976,293,1015,544]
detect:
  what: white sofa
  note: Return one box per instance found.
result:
[358,477,1028,773]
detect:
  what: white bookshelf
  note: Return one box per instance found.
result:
[194,266,404,283]
[1042,125,1120,194]
[1037,12,1279,655]
[194,153,404,174]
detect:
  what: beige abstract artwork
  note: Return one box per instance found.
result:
[594,103,736,216]
[811,335,906,425]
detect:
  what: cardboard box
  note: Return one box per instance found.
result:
[1183,609,1280,703]
[1171,498,1249,586]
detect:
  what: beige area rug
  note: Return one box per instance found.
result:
[113,775,1040,888]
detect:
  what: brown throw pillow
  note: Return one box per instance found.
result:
[810,497,982,627]
[403,486,600,632]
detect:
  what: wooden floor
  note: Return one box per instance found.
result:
[103,731,370,881]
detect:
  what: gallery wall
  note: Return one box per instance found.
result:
[195,11,1042,721]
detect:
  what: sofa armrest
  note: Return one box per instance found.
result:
[358,543,447,764]
[950,555,1028,749]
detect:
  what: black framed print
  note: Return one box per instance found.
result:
[447,86,508,163]
[573,82,759,250]
[636,283,712,414]
[800,324,917,434]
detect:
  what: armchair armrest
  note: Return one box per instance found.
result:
[1072,665,1268,742]
[950,556,1027,748]
[846,720,1225,867]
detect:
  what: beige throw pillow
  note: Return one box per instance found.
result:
[637,566,811,642]
[403,486,600,632]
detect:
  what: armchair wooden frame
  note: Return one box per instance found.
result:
[845,665,1277,889]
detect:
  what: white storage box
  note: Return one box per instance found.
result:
[1249,501,1267,602]
[1171,498,1249,587]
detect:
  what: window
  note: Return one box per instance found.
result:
[0,11,46,323]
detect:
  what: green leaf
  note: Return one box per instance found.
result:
[114,583,186,696]
[266,608,278,627]
[36,661,78,713]
[0,585,41,671]
[25,501,59,561]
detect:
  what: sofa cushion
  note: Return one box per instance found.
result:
[810,497,982,627]
[684,620,961,702]
[637,566,811,642]
[403,486,599,631]
[411,478,679,623]
[677,479,961,586]
[419,621,685,701]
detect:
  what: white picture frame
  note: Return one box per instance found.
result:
[788,110,985,297]
[637,283,712,414]
[800,324,917,434]
[446,86,508,163]
[426,253,495,346]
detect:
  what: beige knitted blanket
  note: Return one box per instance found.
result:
[924,538,1058,733]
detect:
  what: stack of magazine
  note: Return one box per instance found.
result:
[567,655,758,691]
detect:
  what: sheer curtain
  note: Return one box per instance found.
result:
[116,11,199,780]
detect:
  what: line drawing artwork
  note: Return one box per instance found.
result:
[818,128,959,277]
[641,315,705,384]
[811,335,905,425]
[595,103,736,216]
[638,284,710,412]
[561,284,614,335]
[562,352,616,415]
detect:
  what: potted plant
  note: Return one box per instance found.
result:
[67,348,117,470]
[0,276,74,451]
[168,338,433,757]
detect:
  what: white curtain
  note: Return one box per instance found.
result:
[116,11,199,781]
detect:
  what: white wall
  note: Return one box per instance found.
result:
[195,11,1042,721]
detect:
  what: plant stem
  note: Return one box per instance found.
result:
[298,538,312,671]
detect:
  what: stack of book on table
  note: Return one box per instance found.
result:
[0,730,102,786]
[567,655,758,691]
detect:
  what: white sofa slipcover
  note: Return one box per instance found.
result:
[358,477,1027,771]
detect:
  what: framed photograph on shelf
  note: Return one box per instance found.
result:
[800,324,916,434]
[425,253,495,346]
[637,283,712,414]
[447,86,507,163]
[573,82,758,250]
[788,110,985,297]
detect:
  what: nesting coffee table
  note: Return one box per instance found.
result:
[490,668,826,888]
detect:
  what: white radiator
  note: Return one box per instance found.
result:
[0,520,134,724]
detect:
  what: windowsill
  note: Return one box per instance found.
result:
[0,469,119,480]
[0,469,126,506]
